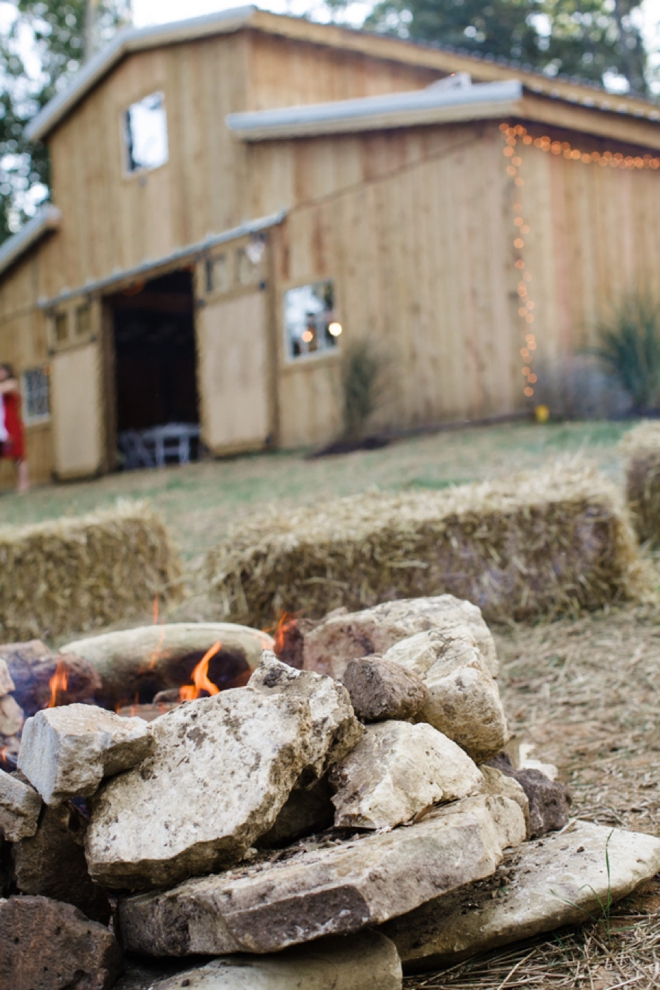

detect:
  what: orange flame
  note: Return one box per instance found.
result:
[273,613,298,655]
[179,642,222,702]
[148,628,167,671]
[47,660,70,708]
[153,595,160,625]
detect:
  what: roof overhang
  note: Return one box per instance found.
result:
[37,211,285,309]
[25,6,256,143]
[227,79,523,140]
[0,207,62,278]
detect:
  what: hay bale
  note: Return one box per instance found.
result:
[0,501,183,642]
[621,422,660,543]
[206,462,649,627]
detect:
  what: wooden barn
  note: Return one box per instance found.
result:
[2,6,660,485]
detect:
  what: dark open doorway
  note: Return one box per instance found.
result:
[108,268,200,468]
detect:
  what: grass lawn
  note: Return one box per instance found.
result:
[0,419,636,561]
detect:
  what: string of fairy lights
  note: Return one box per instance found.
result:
[499,121,660,401]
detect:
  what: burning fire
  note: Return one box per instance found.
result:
[273,613,298,655]
[47,660,70,708]
[153,595,160,625]
[179,642,222,702]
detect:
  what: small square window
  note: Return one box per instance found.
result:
[22,366,51,424]
[125,92,169,173]
[75,303,91,337]
[205,254,231,294]
[54,312,68,343]
[285,281,342,359]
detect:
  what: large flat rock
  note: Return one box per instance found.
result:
[382,630,508,762]
[329,721,483,829]
[0,894,121,990]
[382,820,660,973]
[303,596,498,681]
[19,704,155,804]
[86,688,315,889]
[143,931,402,990]
[119,792,524,956]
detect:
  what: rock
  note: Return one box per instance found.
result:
[342,655,428,722]
[257,778,335,848]
[329,721,483,830]
[0,693,23,736]
[0,659,14,696]
[0,894,121,990]
[0,640,103,717]
[86,688,315,889]
[146,931,402,990]
[18,704,155,805]
[480,765,530,837]
[487,753,571,838]
[0,768,41,841]
[249,652,363,777]
[119,792,519,955]
[382,631,508,762]
[303,596,498,680]
[382,821,660,973]
[11,803,111,923]
[63,623,273,710]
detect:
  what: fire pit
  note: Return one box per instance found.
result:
[1,597,659,990]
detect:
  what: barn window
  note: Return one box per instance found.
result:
[75,303,91,337]
[284,281,341,359]
[21,366,51,424]
[205,254,231,294]
[54,311,68,343]
[124,92,169,173]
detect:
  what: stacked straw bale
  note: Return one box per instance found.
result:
[0,501,183,642]
[206,462,649,627]
[621,422,660,544]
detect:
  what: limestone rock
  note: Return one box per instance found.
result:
[382,630,508,762]
[0,693,23,736]
[0,894,121,990]
[487,752,571,838]
[0,768,41,841]
[119,793,514,956]
[146,932,402,990]
[330,721,483,830]
[0,659,14,697]
[480,765,530,837]
[342,655,428,722]
[86,688,315,889]
[382,821,660,972]
[249,652,363,776]
[11,803,111,923]
[257,778,334,848]
[18,704,155,805]
[303,596,498,680]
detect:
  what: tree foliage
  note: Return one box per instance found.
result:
[0,1,130,242]
[328,0,650,96]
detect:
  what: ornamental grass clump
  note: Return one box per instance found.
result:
[595,291,660,412]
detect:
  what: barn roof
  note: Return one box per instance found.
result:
[25,7,660,145]
[227,78,522,140]
[0,207,61,278]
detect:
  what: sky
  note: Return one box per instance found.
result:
[132,0,370,28]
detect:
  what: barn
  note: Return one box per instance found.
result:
[1,5,660,485]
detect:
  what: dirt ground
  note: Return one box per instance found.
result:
[406,602,660,989]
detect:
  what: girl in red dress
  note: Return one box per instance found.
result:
[0,364,29,493]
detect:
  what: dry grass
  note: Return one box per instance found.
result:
[205,460,650,628]
[622,421,660,544]
[0,500,183,642]
[406,601,660,989]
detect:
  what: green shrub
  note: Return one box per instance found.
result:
[340,338,386,439]
[595,292,660,411]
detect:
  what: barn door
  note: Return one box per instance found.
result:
[50,301,104,479]
[196,239,271,454]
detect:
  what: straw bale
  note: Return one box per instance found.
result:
[0,500,183,642]
[621,421,660,543]
[206,461,649,628]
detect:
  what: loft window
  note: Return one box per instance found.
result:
[54,311,68,343]
[284,281,342,359]
[125,92,169,173]
[22,366,51,424]
[75,303,91,337]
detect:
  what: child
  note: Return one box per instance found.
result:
[0,364,29,493]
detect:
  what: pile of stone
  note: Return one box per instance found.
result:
[1,596,660,990]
